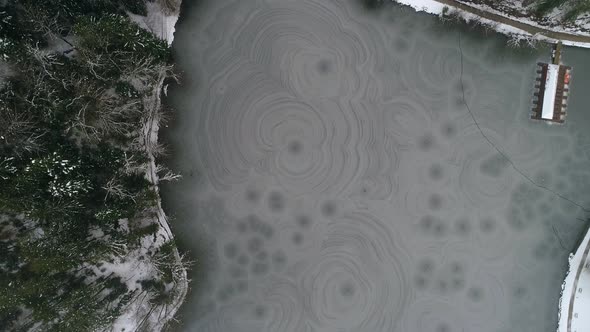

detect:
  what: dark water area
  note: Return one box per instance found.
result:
[161,0,590,331]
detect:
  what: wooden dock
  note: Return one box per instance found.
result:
[552,41,563,65]
[531,62,571,124]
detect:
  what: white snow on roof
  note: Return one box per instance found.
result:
[541,64,559,120]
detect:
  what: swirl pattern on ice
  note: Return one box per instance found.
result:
[295,211,411,330]
[164,0,590,331]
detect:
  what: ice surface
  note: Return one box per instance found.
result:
[161,0,590,331]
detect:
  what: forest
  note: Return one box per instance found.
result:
[0,0,185,330]
[485,0,590,21]
[536,0,590,21]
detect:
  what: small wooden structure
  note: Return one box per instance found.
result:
[531,42,572,124]
[552,41,562,64]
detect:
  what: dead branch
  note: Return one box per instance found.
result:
[102,177,137,202]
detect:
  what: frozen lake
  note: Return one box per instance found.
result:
[161,0,590,331]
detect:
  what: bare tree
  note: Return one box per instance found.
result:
[21,3,75,54]
[154,164,181,182]
[67,80,142,142]
[121,151,145,175]
[102,177,137,202]
[152,246,191,289]
[0,103,46,156]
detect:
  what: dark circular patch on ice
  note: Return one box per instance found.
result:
[296,215,312,228]
[394,37,409,52]
[450,262,463,274]
[237,254,249,266]
[236,280,248,293]
[268,191,285,212]
[513,285,527,299]
[245,188,260,203]
[479,153,509,178]
[287,140,303,155]
[418,258,435,275]
[223,243,238,259]
[229,266,246,279]
[216,288,230,302]
[317,58,333,74]
[340,281,356,297]
[437,279,448,293]
[254,305,267,319]
[414,275,428,289]
[419,215,436,232]
[252,262,269,275]
[452,278,465,290]
[506,208,527,231]
[467,287,484,301]
[479,218,496,233]
[454,218,471,235]
[429,163,444,181]
[222,283,235,297]
[236,221,248,233]
[321,201,337,217]
[418,133,435,151]
[272,250,287,268]
[437,323,451,332]
[441,122,456,138]
[247,214,262,231]
[292,232,304,245]
[433,221,447,237]
[259,223,274,239]
[428,193,443,210]
[247,236,263,253]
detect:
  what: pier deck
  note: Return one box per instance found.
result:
[531,62,571,124]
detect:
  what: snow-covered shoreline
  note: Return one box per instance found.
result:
[394,0,590,48]
[109,2,188,331]
[557,226,590,332]
[455,0,590,36]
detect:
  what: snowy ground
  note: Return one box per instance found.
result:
[558,227,590,332]
[106,2,188,331]
[393,0,590,48]
[456,0,590,36]
[128,1,180,46]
